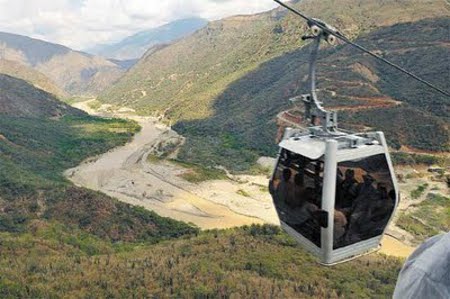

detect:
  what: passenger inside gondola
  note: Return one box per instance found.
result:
[334,209,347,243]
[275,168,292,204]
[271,152,395,249]
[336,169,358,210]
[270,151,323,247]
[334,154,396,249]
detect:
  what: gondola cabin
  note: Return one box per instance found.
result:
[269,129,399,265]
[268,16,399,265]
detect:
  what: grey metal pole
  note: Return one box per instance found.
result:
[376,131,400,242]
[309,36,321,118]
[321,139,338,264]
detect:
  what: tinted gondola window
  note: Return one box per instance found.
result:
[334,154,395,249]
[270,149,323,247]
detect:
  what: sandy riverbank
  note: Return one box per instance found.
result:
[68,101,276,229]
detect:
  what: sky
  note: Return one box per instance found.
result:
[0,0,278,50]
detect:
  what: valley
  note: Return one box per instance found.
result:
[68,100,436,259]
[0,1,449,297]
[0,89,410,296]
[99,1,450,173]
[67,100,274,229]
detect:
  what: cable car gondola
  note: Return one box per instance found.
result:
[268,0,449,265]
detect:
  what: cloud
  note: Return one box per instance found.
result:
[0,0,277,50]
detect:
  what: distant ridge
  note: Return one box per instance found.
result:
[86,17,208,60]
[0,59,68,99]
[0,31,124,97]
[108,58,139,70]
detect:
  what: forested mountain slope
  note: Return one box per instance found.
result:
[0,74,195,240]
[0,225,403,298]
[99,0,449,120]
[98,0,449,170]
[0,32,124,96]
[174,18,450,170]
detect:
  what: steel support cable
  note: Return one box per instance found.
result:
[273,0,450,98]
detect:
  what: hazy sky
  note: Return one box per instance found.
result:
[0,0,278,50]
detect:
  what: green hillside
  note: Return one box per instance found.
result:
[0,75,196,241]
[173,18,449,171]
[99,0,448,119]
[0,74,78,118]
[98,0,449,171]
[0,224,403,298]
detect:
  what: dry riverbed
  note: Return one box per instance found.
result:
[68,100,276,229]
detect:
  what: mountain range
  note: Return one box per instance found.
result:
[98,0,450,170]
[86,17,208,60]
[0,31,125,97]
